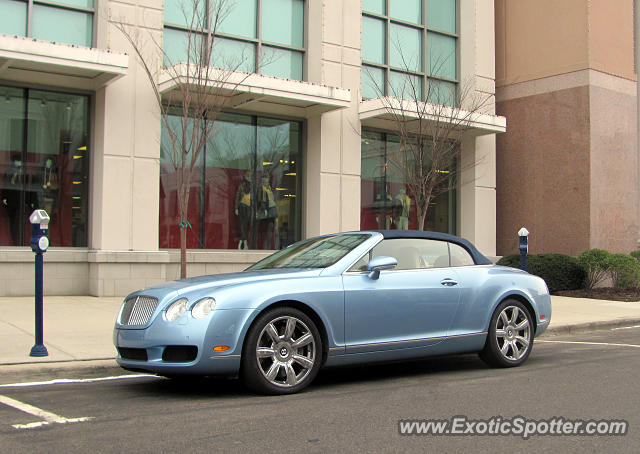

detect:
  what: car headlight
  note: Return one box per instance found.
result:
[165,298,188,322]
[191,297,216,319]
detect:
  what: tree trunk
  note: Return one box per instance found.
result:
[180,227,187,279]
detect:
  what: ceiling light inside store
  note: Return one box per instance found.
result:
[77,146,87,151]
[73,181,82,185]
[275,187,287,191]
[72,196,81,200]
[285,172,296,176]
[262,162,273,166]
[73,155,83,159]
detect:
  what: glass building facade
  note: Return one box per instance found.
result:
[160,112,302,250]
[164,0,305,80]
[361,0,458,105]
[0,85,90,246]
[360,129,455,234]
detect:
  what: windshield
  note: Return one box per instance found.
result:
[247,234,371,270]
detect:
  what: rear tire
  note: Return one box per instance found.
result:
[480,299,534,367]
[241,307,322,395]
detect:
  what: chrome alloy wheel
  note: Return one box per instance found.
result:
[256,315,316,388]
[494,305,531,361]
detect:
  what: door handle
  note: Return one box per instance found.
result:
[440,278,458,287]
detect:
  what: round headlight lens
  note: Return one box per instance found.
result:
[166,298,188,322]
[191,297,216,319]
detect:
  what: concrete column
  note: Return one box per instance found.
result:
[91,1,162,251]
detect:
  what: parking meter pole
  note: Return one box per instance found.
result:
[29,209,50,357]
[30,252,48,357]
[518,227,530,272]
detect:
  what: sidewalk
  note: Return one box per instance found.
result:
[1,295,640,378]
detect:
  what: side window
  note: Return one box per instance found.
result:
[348,238,450,271]
[450,243,475,267]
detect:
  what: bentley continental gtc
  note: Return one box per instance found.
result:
[114,231,551,394]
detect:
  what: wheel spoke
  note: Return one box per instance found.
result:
[292,333,313,348]
[512,342,522,360]
[515,319,529,331]
[284,317,296,340]
[515,335,529,348]
[499,311,509,327]
[285,363,297,386]
[495,329,506,338]
[510,307,520,324]
[500,341,510,355]
[292,354,314,369]
[265,323,280,343]
[265,361,280,381]
[257,347,275,359]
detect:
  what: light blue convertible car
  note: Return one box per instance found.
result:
[114,231,551,394]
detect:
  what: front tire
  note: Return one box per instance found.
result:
[480,299,534,367]
[241,307,322,395]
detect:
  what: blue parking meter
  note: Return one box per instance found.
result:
[29,209,49,357]
[518,227,529,271]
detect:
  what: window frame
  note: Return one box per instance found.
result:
[163,0,306,80]
[362,0,459,103]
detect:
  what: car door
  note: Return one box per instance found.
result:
[342,238,461,353]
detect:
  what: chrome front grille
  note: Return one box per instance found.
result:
[119,296,158,326]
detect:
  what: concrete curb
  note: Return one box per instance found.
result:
[543,318,640,336]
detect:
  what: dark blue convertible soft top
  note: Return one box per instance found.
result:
[375,230,492,265]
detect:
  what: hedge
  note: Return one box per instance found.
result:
[496,253,585,293]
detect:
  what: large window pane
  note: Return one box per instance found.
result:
[32,5,92,47]
[362,65,385,99]
[427,0,456,33]
[160,115,203,249]
[0,86,90,247]
[203,114,254,249]
[218,0,256,38]
[362,16,385,64]
[362,0,385,15]
[260,46,303,80]
[389,71,422,100]
[389,23,422,72]
[262,0,304,47]
[163,27,190,65]
[165,0,205,28]
[427,78,456,107]
[428,32,456,79]
[58,0,94,8]
[0,0,27,37]
[212,37,256,72]
[389,0,421,25]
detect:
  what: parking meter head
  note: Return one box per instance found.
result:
[29,209,50,253]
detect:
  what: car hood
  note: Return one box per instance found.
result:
[136,268,323,297]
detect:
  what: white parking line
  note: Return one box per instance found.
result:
[0,374,154,389]
[537,340,640,348]
[611,325,640,331]
[0,394,93,430]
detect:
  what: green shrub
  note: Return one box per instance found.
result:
[577,249,611,289]
[608,253,640,289]
[630,250,640,261]
[497,253,585,293]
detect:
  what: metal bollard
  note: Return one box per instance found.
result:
[518,227,529,272]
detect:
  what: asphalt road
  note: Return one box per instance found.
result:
[1,327,638,453]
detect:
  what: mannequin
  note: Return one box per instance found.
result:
[41,158,58,215]
[234,171,252,250]
[258,175,278,249]
[394,187,411,230]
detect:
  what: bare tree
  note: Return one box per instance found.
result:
[111,0,253,278]
[362,47,493,231]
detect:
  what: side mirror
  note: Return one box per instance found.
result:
[367,256,397,280]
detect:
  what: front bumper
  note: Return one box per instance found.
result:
[113,308,256,376]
